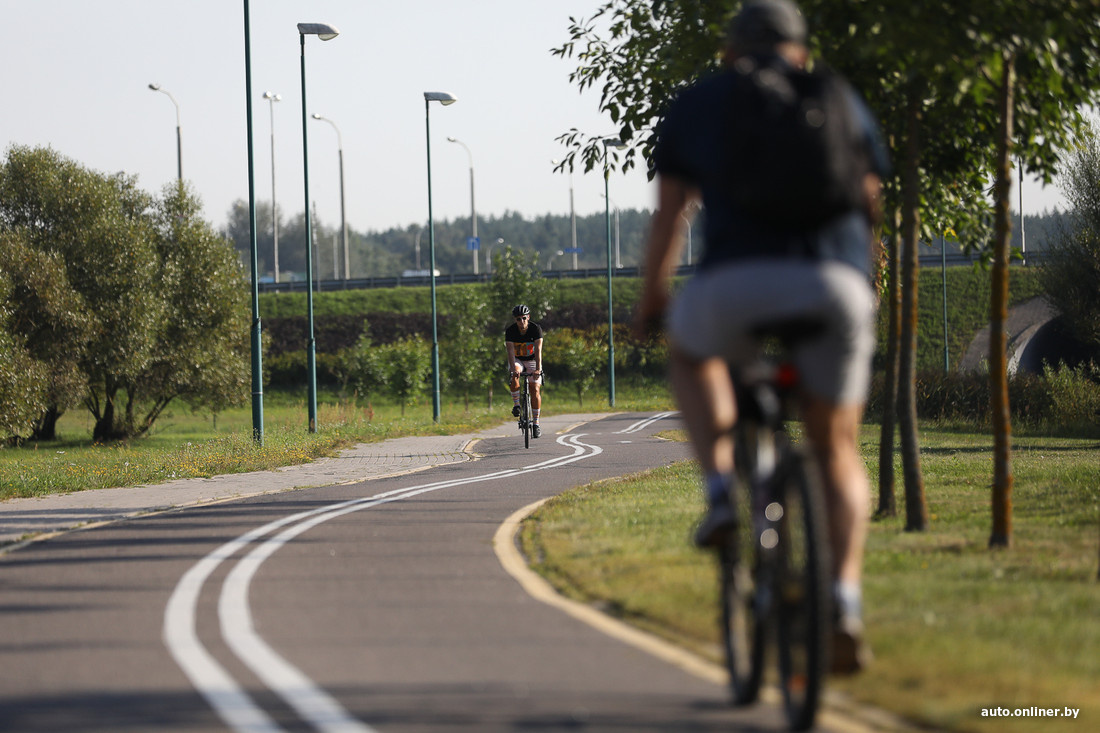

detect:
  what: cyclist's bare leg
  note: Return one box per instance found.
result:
[670,347,736,478]
[509,362,523,393]
[531,379,541,411]
[800,394,869,587]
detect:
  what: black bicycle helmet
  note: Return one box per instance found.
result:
[512,304,530,317]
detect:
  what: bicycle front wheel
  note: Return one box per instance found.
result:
[772,439,831,731]
[521,392,531,449]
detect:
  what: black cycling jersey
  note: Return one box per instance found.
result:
[505,322,544,359]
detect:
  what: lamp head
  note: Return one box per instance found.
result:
[297,22,340,40]
[311,113,324,120]
[148,83,161,91]
[447,136,457,142]
[602,137,627,150]
[424,91,457,106]
[263,91,282,102]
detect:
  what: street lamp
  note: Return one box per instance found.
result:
[243,1,264,444]
[552,159,579,270]
[602,136,626,407]
[148,83,182,183]
[298,21,339,433]
[263,91,281,283]
[424,90,458,423]
[312,113,349,280]
[448,137,479,275]
[601,193,622,268]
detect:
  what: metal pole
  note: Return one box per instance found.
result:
[339,146,348,279]
[300,33,318,432]
[243,0,263,443]
[605,167,616,407]
[470,164,478,275]
[942,235,949,373]
[426,100,441,422]
[1018,162,1026,265]
[569,178,578,270]
[265,93,280,283]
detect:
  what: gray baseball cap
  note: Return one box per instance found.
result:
[728,0,807,50]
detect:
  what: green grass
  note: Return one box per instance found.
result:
[520,426,1100,732]
[0,380,670,500]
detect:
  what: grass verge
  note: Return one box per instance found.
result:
[0,382,670,500]
[519,426,1100,732]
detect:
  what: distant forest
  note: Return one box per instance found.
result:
[223,200,1070,280]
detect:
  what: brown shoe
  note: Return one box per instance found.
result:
[831,614,872,675]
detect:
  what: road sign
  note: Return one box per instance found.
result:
[466,237,480,251]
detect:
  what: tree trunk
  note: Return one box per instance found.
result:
[876,207,902,518]
[92,391,125,443]
[989,52,1016,549]
[898,85,929,532]
[30,405,64,442]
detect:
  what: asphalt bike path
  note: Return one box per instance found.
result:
[0,412,908,732]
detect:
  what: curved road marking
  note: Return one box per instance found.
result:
[493,497,726,686]
[166,432,602,733]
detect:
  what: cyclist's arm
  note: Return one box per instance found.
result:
[533,338,543,375]
[505,341,516,369]
[635,174,698,338]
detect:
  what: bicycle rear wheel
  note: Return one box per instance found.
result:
[719,427,765,705]
[772,439,831,731]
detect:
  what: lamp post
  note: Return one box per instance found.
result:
[424,91,458,423]
[602,137,626,407]
[298,21,339,433]
[263,91,281,283]
[243,1,263,443]
[148,83,182,183]
[552,159,579,269]
[312,113,349,280]
[447,137,478,275]
[601,193,622,268]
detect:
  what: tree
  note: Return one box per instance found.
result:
[341,331,389,407]
[958,0,1100,547]
[0,229,90,440]
[0,274,49,440]
[1040,120,1100,360]
[440,286,499,411]
[486,245,557,326]
[120,183,250,438]
[556,328,606,407]
[382,336,431,416]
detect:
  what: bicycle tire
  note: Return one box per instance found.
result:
[772,438,831,731]
[719,423,766,705]
[521,390,531,450]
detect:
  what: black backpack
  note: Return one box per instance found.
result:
[723,56,869,231]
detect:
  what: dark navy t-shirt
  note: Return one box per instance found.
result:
[654,59,889,277]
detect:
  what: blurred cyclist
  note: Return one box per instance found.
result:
[634,0,888,674]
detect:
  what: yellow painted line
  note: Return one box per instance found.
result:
[493,497,916,733]
[493,497,726,685]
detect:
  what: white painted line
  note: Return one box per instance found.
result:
[614,411,677,435]
[167,432,603,732]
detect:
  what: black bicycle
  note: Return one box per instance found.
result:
[718,322,832,731]
[515,369,538,449]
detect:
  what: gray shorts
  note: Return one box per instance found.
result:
[667,259,875,405]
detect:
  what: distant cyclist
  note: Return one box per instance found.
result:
[505,304,544,439]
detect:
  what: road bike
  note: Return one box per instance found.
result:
[717,321,832,731]
[515,369,538,449]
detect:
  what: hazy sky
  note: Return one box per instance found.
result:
[0,0,1066,238]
